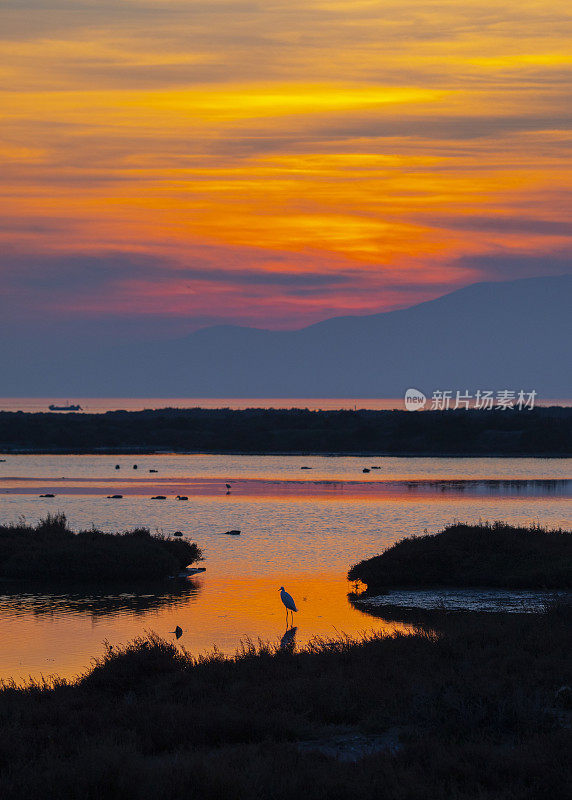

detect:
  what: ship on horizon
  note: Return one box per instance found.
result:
[48,402,83,412]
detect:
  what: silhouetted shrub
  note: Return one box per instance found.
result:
[0,515,202,581]
[348,521,572,589]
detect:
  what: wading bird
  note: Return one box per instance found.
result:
[280,586,297,627]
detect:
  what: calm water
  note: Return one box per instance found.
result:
[0,454,570,683]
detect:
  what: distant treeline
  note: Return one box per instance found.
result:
[0,406,571,455]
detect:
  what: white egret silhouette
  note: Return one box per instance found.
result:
[280,587,297,627]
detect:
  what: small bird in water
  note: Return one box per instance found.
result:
[172,626,183,639]
[280,587,297,627]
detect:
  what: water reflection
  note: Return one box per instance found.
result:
[403,479,571,496]
[349,587,563,617]
[0,455,569,683]
[0,577,201,620]
[1,453,571,484]
[2,477,571,500]
[280,625,297,652]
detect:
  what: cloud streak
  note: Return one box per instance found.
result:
[0,0,571,332]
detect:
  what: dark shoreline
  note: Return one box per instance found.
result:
[1,407,571,456]
[0,605,570,800]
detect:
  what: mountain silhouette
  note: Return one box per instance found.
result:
[3,274,571,397]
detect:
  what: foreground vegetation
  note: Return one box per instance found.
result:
[0,602,570,799]
[0,514,202,581]
[348,522,572,590]
[1,406,571,454]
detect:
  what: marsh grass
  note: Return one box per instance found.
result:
[0,514,202,581]
[0,601,570,799]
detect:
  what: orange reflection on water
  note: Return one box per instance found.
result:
[2,475,569,502]
[0,572,411,684]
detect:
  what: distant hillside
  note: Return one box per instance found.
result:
[1,274,571,396]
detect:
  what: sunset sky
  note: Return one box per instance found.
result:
[1,0,571,338]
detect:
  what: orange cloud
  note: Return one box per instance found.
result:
[0,0,571,330]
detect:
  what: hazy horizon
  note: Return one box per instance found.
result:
[0,273,569,396]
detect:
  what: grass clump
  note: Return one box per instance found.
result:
[348,521,572,590]
[0,514,202,581]
[0,604,570,799]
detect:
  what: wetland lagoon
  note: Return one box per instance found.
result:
[0,453,570,683]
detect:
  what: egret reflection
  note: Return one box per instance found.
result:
[280,626,297,652]
[0,577,201,620]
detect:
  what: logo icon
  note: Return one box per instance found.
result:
[404,388,426,411]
